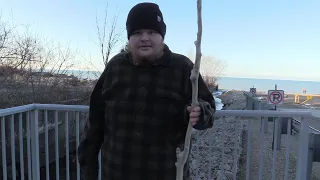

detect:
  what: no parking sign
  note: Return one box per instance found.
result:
[250,88,256,94]
[268,90,284,105]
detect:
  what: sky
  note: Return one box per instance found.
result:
[0,0,319,81]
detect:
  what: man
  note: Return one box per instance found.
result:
[78,2,216,180]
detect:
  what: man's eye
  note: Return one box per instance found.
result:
[133,31,141,35]
[149,31,157,34]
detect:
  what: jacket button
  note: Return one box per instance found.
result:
[139,87,146,93]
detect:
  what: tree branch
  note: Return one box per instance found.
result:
[175,0,203,179]
[95,4,122,66]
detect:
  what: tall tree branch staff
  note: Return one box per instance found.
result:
[78,2,216,180]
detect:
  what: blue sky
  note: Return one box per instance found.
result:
[1,0,319,81]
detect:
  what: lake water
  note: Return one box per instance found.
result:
[67,70,320,95]
[217,77,320,94]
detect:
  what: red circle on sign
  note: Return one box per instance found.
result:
[269,91,283,104]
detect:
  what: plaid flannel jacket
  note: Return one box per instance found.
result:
[77,45,216,180]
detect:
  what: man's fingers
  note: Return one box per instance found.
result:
[187,106,192,112]
[193,106,201,112]
[189,111,200,118]
[190,117,198,122]
[187,106,201,112]
[189,118,198,125]
[188,106,202,126]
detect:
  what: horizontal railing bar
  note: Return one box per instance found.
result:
[0,104,35,117]
[33,104,89,112]
[1,104,314,118]
[216,110,313,118]
[197,146,240,148]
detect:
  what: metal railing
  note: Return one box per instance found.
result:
[244,91,320,180]
[244,91,320,134]
[0,104,314,180]
[0,104,90,180]
[292,118,320,134]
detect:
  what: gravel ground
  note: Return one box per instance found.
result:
[187,90,246,179]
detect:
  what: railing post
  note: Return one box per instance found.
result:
[252,98,255,110]
[245,93,249,109]
[312,133,320,163]
[244,92,255,110]
[272,117,281,150]
[30,109,40,180]
[296,118,311,180]
[301,133,320,179]
[254,99,260,110]
[280,117,293,135]
[259,102,268,133]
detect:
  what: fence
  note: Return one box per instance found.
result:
[244,91,320,179]
[0,102,316,180]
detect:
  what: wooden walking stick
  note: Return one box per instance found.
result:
[175,0,203,179]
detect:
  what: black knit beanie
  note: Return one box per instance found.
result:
[126,2,166,39]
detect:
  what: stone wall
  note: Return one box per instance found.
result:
[187,90,247,179]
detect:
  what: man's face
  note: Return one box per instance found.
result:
[128,29,164,64]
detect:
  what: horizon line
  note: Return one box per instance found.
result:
[61,69,320,82]
[220,76,320,83]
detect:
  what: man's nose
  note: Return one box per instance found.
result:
[141,32,150,41]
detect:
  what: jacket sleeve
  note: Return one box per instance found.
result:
[184,73,216,130]
[77,67,108,180]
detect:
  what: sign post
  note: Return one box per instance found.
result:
[268,85,285,151]
[268,85,284,110]
[250,86,256,96]
[250,87,257,97]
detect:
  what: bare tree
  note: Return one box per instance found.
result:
[96,3,123,66]
[0,17,21,75]
[0,18,92,108]
[187,51,226,88]
[200,55,226,84]
[0,12,96,180]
